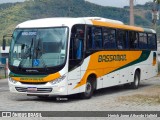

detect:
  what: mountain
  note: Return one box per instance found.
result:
[0,0,157,44]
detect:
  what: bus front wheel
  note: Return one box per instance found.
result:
[80,78,94,99]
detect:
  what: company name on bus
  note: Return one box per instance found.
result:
[98,54,127,62]
[20,78,43,81]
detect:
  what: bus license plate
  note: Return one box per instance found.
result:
[27,87,37,92]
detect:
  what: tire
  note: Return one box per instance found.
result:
[80,78,94,99]
[130,71,140,89]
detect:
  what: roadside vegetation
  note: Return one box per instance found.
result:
[0,0,158,44]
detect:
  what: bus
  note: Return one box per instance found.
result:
[3,17,157,99]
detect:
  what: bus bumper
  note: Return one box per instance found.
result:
[8,78,68,96]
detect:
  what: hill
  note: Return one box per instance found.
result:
[0,0,157,44]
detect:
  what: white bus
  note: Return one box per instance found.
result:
[4,17,157,99]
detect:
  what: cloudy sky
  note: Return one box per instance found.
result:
[86,0,153,8]
[0,0,25,3]
[0,0,154,8]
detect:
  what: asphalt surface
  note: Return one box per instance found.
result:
[0,77,160,119]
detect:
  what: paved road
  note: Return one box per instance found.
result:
[1,77,160,120]
[0,77,160,112]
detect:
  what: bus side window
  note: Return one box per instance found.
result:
[93,27,102,49]
[86,26,102,50]
[117,30,127,49]
[75,31,84,59]
[103,28,116,49]
[139,33,147,49]
[129,31,139,49]
[69,25,84,60]
[148,34,157,50]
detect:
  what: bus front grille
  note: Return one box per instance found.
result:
[20,82,47,85]
[15,87,52,93]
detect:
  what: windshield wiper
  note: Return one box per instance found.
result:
[30,38,34,59]
[35,38,42,59]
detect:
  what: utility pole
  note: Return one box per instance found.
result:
[130,0,134,25]
[67,0,72,17]
[152,0,159,31]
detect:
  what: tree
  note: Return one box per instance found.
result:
[153,0,160,30]
[154,0,160,4]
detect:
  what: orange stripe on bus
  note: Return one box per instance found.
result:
[91,20,144,32]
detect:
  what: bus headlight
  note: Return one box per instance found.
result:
[50,75,66,85]
[9,77,17,84]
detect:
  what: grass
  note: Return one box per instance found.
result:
[0,75,8,79]
[0,70,8,79]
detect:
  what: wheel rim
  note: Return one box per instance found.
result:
[85,82,92,95]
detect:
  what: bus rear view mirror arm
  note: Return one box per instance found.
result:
[2,38,6,50]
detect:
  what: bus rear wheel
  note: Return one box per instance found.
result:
[130,71,140,89]
[80,78,94,99]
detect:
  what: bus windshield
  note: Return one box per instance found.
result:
[9,27,68,69]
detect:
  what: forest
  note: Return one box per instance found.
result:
[0,0,158,43]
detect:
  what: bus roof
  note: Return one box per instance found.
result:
[16,18,88,28]
[16,17,156,34]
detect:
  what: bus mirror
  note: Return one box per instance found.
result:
[2,38,6,50]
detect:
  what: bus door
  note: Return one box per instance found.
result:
[116,30,129,84]
[68,25,85,94]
